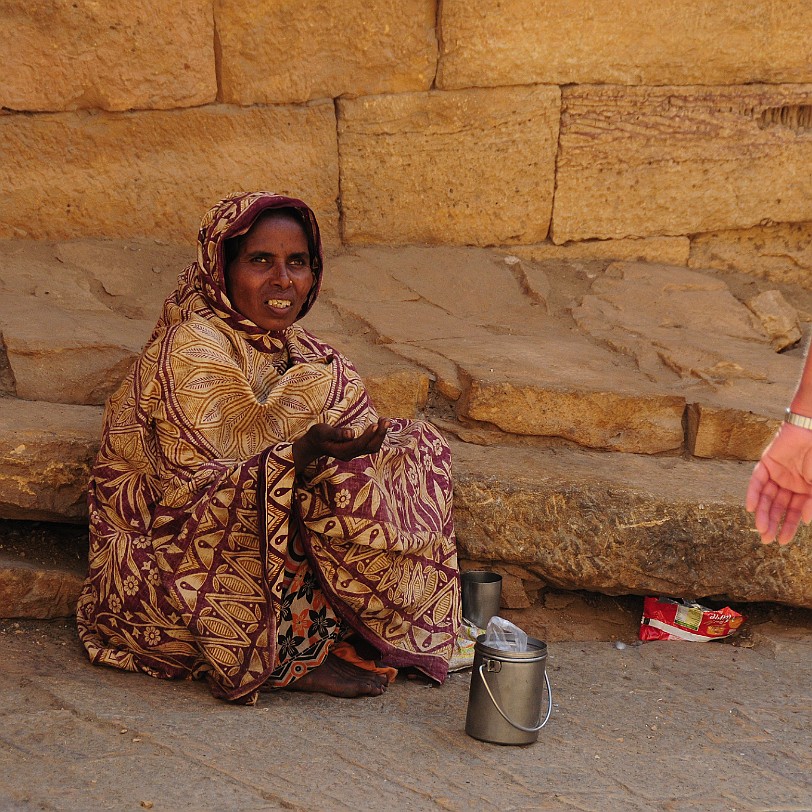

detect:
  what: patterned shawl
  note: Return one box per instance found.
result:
[77,192,460,702]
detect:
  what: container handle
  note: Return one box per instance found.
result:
[477,663,552,733]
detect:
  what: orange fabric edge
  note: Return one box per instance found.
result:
[331,641,398,684]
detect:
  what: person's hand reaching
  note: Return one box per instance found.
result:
[746,422,812,544]
[292,420,390,475]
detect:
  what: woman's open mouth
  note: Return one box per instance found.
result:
[264,299,292,309]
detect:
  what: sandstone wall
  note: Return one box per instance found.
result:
[1,0,810,272]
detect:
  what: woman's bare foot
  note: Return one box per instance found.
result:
[286,653,388,698]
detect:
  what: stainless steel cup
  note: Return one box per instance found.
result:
[461,570,502,629]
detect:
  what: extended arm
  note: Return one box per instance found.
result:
[746,342,812,544]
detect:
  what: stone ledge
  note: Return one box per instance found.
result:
[0,520,87,619]
[0,555,84,620]
[2,439,810,618]
[0,399,102,522]
[451,440,811,608]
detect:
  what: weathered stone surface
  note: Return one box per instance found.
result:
[573,262,775,384]
[0,399,102,522]
[52,240,193,321]
[0,556,83,619]
[0,520,87,619]
[572,262,801,459]
[438,0,812,89]
[451,440,812,607]
[746,290,801,352]
[510,237,690,267]
[216,0,436,104]
[0,0,216,112]
[328,248,804,456]
[363,369,429,420]
[0,104,339,243]
[495,571,532,609]
[552,85,812,243]
[338,87,560,246]
[329,247,687,453]
[689,222,812,288]
[687,404,779,461]
[460,378,685,453]
[0,239,187,319]
[1,294,151,405]
[0,239,190,404]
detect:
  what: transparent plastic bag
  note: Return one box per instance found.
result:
[484,616,528,652]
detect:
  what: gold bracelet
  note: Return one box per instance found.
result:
[784,409,812,430]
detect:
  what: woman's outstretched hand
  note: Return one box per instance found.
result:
[292,420,390,475]
[746,423,812,544]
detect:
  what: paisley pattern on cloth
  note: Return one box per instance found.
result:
[76,192,460,703]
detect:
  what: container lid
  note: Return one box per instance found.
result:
[474,634,548,661]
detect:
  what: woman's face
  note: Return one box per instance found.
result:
[225,212,314,332]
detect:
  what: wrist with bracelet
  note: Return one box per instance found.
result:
[784,409,812,431]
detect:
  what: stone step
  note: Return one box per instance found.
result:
[2,240,812,616]
[0,398,102,522]
[1,437,809,619]
[2,241,810,458]
[0,521,87,619]
[450,439,811,609]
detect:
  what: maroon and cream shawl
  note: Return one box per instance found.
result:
[77,192,460,702]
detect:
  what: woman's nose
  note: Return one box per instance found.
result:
[268,261,292,287]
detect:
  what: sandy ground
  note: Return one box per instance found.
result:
[1,605,809,812]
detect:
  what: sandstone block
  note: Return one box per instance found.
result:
[461,380,685,454]
[0,104,339,243]
[0,556,83,619]
[1,0,215,111]
[451,441,812,608]
[570,262,802,455]
[689,222,812,289]
[746,290,802,351]
[328,247,689,453]
[552,85,812,243]
[687,404,778,461]
[338,87,560,245]
[364,369,429,420]
[216,0,436,104]
[0,399,102,522]
[438,0,812,89]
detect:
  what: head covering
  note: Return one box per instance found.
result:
[195,191,324,335]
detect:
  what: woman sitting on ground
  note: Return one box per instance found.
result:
[77,191,460,703]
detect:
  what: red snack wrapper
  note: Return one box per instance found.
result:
[639,597,744,642]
